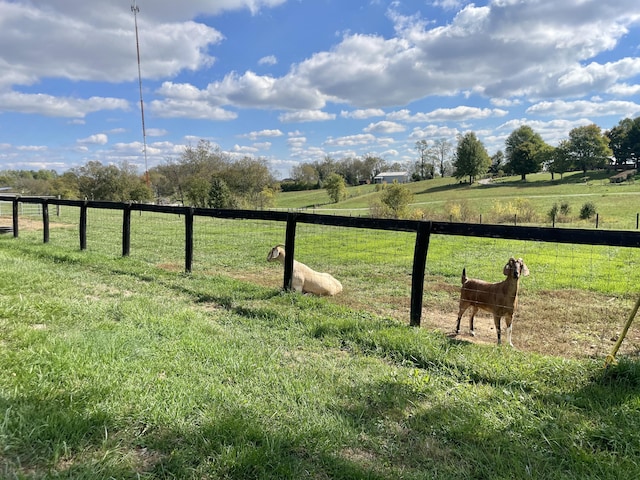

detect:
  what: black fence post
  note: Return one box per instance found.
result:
[185,206,194,273]
[79,201,88,250]
[43,199,50,244]
[410,221,431,327]
[283,212,298,291]
[122,203,131,257]
[12,197,19,238]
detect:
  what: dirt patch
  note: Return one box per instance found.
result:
[421,289,640,360]
[0,216,72,231]
[236,271,640,361]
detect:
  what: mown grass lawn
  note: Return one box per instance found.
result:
[2,237,640,479]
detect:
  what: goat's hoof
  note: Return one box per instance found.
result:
[469,330,476,337]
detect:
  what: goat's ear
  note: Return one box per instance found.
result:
[503,262,511,276]
[519,259,530,276]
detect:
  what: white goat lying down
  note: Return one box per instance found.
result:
[455,257,529,346]
[267,245,343,296]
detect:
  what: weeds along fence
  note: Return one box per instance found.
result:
[2,195,640,330]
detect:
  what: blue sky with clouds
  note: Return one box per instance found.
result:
[0,0,639,179]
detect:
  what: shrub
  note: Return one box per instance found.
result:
[548,201,572,223]
[444,199,475,222]
[580,202,597,220]
[491,198,538,224]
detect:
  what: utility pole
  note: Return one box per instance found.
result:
[132,0,150,187]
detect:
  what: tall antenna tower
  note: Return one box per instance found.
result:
[131,0,150,186]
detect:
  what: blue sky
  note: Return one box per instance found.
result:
[1,0,639,179]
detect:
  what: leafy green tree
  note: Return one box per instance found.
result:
[489,150,504,176]
[380,181,414,219]
[505,125,547,181]
[312,157,337,186]
[256,186,278,209]
[290,163,319,187]
[208,177,233,208]
[184,176,211,207]
[73,161,151,202]
[453,132,491,183]
[50,172,81,199]
[606,116,640,165]
[567,124,612,173]
[324,173,347,203]
[547,140,574,180]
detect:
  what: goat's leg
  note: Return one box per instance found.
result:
[469,306,478,337]
[455,303,469,334]
[493,314,502,344]
[505,314,514,347]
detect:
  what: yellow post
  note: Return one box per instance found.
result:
[605,295,640,368]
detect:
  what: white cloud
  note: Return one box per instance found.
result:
[607,83,640,97]
[150,98,237,120]
[242,129,284,140]
[0,92,128,117]
[279,110,336,123]
[77,134,108,145]
[258,55,278,66]
[364,121,405,134]
[526,100,640,119]
[16,145,48,152]
[287,136,307,149]
[340,108,385,119]
[324,134,377,147]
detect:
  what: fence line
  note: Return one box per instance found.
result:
[3,195,640,328]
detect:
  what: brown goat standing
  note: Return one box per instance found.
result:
[455,257,529,346]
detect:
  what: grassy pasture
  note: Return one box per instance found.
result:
[278,171,640,229]
[2,235,640,478]
[1,174,640,478]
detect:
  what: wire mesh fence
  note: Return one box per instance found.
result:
[2,196,640,358]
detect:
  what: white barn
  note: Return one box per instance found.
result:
[373,171,410,184]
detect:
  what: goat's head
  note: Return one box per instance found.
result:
[503,257,529,279]
[267,244,286,262]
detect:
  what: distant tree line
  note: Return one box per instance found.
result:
[453,116,640,183]
[1,116,638,203]
[0,140,280,209]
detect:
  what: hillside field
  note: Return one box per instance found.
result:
[276,171,640,230]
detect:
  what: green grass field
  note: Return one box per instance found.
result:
[1,172,640,478]
[277,171,640,229]
[2,237,640,479]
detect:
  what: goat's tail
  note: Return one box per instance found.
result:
[461,267,467,284]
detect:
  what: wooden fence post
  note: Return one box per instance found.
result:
[43,199,50,244]
[12,197,19,238]
[79,200,88,250]
[410,221,431,327]
[283,212,298,291]
[122,203,131,257]
[185,206,194,273]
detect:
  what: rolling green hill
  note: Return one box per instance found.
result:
[276,171,640,229]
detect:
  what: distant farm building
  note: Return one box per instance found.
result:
[373,171,410,184]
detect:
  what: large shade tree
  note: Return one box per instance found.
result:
[505,125,548,181]
[606,116,640,165]
[567,124,612,173]
[453,132,491,183]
